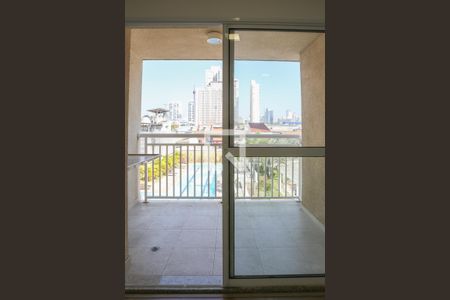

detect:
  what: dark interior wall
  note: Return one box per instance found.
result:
[125,27,131,261]
[125,0,325,25]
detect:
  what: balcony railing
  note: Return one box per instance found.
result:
[138,132,300,200]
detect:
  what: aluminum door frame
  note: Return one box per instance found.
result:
[221,23,325,287]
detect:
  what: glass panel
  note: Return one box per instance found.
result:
[233,157,325,276]
[231,30,325,147]
[127,26,224,288]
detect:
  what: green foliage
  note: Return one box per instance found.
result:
[139,148,222,183]
[253,158,287,197]
[139,150,181,181]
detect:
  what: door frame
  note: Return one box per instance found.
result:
[221,23,325,287]
[124,22,325,288]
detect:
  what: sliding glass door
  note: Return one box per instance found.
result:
[222,25,325,286]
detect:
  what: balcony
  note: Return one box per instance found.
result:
[125,27,325,288]
[127,200,324,287]
[125,133,324,287]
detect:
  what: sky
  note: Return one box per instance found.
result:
[141,60,301,121]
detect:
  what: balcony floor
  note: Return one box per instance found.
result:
[126,200,324,287]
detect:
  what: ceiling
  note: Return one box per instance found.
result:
[131,28,322,61]
[125,0,325,25]
[234,30,321,61]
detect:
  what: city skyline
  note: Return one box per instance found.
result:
[140,60,301,123]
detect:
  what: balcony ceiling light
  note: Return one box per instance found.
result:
[228,33,240,41]
[206,31,222,45]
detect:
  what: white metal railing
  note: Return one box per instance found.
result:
[138,131,300,139]
[138,132,300,200]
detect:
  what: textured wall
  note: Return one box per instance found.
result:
[300,34,325,225]
[302,157,325,225]
[127,30,143,210]
[301,34,325,147]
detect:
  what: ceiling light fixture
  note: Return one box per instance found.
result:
[206,31,222,45]
[228,33,240,41]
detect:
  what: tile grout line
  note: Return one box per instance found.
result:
[159,230,181,277]
[211,219,220,276]
[215,202,222,277]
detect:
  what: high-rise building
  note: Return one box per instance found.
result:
[168,102,181,121]
[234,79,239,123]
[196,66,238,127]
[286,110,294,120]
[264,108,274,124]
[205,66,222,85]
[250,80,260,122]
[188,100,195,124]
[195,82,222,127]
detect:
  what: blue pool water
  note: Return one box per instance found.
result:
[140,163,222,199]
[181,163,222,197]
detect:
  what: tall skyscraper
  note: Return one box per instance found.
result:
[195,66,239,127]
[195,82,222,127]
[196,67,222,127]
[168,102,181,121]
[234,79,240,123]
[264,108,274,124]
[188,100,195,124]
[205,66,222,85]
[250,80,260,122]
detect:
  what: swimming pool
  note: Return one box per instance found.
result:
[181,162,222,197]
[140,162,222,199]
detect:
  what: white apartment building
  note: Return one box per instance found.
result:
[195,66,240,127]
[195,81,222,127]
[188,100,195,124]
[234,79,240,123]
[168,102,181,121]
